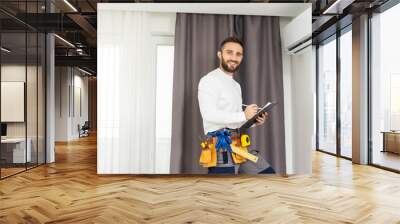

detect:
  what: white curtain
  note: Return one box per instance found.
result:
[97,10,156,173]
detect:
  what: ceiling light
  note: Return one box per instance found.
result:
[54,34,75,48]
[63,0,78,12]
[322,0,354,15]
[1,47,11,53]
[78,67,93,76]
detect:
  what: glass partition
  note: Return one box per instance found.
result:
[38,32,45,165]
[27,30,38,169]
[1,31,28,177]
[0,2,46,179]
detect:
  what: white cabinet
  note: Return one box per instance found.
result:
[1,138,32,163]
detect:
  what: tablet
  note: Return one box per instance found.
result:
[239,102,277,132]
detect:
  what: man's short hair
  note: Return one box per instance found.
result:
[219,36,244,51]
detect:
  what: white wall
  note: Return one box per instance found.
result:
[55,67,89,141]
[72,73,89,138]
[280,12,313,175]
[280,17,294,175]
[290,47,313,174]
[55,67,69,141]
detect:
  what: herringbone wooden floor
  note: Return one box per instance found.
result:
[1,135,400,224]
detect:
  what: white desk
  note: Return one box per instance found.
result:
[1,138,31,163]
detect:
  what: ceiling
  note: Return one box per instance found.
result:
[0,0,396,75]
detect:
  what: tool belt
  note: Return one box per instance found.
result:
[199,128,258,168]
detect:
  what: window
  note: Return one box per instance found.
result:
[155,45,174,173]
[371,3,400,171]
[317,37,337,154]
[340,30,352,158]
[390,74,400,130]
[316,27,353,159]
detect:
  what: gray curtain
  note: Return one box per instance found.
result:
[170,13,286,174]
[234,16,286,174]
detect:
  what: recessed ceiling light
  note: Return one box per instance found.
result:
[322,0,353,15]
[78,67,93,76]
[63,0,78,12]
[54,34,75,48]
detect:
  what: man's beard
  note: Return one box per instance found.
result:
[221,55,240,73]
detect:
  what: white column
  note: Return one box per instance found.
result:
[46,33,55,163]
[352,14,369,164]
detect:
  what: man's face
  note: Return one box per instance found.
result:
[218,42,243,73]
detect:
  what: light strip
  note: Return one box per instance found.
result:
[54,34,75,48]
[78,67,93,76]
[322,0,343,14]
[63,0,78,12]
[1,47,11,53]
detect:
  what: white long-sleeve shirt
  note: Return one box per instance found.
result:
[198,68,247,134]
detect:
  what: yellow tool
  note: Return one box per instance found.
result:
[231,145,258,163]
[199,148,211,164]
[229,138,247,164]
[199,139,217,167]
[231,151,246,164]
[241,134,251,147]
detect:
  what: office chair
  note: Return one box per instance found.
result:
[79,121,90,138]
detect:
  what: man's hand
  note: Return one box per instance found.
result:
[244,104,258,120]
[255,112,268,126]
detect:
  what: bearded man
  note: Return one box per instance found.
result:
[198,37,267,174]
